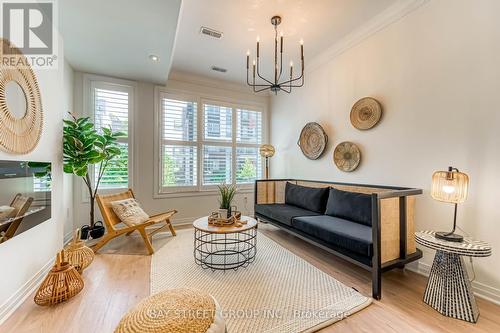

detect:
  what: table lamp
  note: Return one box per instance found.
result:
[259,144,275,179]
[431,166,469,242]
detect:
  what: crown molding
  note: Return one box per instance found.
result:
[307,0,431,73]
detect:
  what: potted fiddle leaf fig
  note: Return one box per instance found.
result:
[217,183,237,218]
[63,113,126,239]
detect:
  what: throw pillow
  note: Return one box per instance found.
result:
[285,182,329,213]
[110,198,149,226]
[324,187,372,226]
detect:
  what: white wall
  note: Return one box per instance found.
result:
[72,71,270,227]
[0,47,74,323]
[271,0,500,298]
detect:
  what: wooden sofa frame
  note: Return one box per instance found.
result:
[254,179,423,300]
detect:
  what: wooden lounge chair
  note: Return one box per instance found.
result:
[93,189,177,255]
[0,194,34,243]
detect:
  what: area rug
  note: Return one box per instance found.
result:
[151,229,371,333]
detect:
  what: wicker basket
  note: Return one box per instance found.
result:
[34,250,84,306]
[64,229,95,274]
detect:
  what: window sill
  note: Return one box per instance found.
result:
[153,187,254,199]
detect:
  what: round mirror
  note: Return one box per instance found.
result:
[5,81,27,119]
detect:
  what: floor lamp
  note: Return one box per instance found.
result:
[259,144,275,179]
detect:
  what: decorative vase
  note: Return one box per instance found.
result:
[34,250,84,306]
[64,229,95,274]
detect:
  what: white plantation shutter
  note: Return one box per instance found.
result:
[157,93,265,193]
[92,84,131,189]
[204,104,232,141]
[160,97,198,191]
[202,145,232,185]
[236,109,262,144]
[236,147,261,184]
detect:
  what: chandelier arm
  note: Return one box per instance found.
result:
[254,86,272,93]
[277,72,304,86]
[279,86,291,94]
[256,58,274,85]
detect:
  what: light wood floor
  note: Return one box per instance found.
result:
[2,223,499,333]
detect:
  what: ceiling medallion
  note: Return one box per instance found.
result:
[246,15,304,94]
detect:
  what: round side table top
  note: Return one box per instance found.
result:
[415,230,492,257]
[193,215,258,234]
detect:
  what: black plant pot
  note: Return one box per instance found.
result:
[80,225,90,240]
[89,221,105,239]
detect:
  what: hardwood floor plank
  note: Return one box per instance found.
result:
[1,224,499,333]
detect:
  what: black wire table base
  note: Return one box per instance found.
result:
[194,227,257,271]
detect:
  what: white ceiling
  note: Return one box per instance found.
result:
[60,0,181,84]
[171,0,398,84]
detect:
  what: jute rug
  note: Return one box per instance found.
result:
[151,229,371,333]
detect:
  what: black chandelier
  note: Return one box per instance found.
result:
[246,15,304,94]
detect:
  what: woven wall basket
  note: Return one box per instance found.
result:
[333,141,361,172]
[64,229,95,274]
[34,250,84,306]
[350,97,382,130]
[297,122,328,160]
[0,38,43,154]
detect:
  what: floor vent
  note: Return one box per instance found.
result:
[200,27,223,39]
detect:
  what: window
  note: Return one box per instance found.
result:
[160,98,198,190]
[91,81,132,189]
[157,92,265,194]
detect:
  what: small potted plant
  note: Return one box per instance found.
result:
[63,113,126,239]
[217,184,236,218]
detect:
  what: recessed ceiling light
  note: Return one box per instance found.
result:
[149,54,160,62]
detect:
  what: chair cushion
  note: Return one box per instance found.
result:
[291,215,372,257]
[325,187,372,226]
[110,198,149,227]
[285,182,329,213]
[255,204,321,226]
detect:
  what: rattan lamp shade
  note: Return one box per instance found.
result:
[431,169,469,204]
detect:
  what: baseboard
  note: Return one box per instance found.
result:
[406,260,500,305]
[0,258,53,326]
[0,233,75,325]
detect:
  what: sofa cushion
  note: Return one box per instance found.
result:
[255,204,321,226]
[324,187,372,226]
[291,215,372,257]
[285,182,329,214]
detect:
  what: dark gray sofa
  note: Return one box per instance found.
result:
[254,179,423,299]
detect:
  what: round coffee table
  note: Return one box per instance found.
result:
[415,230,492,323]
[193,216,257,271]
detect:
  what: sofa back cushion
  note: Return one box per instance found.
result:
[285,182,329,213]
[325,187,372,226]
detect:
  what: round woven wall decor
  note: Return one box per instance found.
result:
[350,97,382,130]
[0,38,43,154]
[297,122,328,160]
[333,141,361,172]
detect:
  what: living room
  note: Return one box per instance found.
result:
[0,0,499,332]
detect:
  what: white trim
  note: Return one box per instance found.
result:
[154,84,268,199]
[407,260,500,306]
[81,74,137,202]
[0,259,52,325]
[307,0,431,73]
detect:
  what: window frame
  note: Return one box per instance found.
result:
[154,88,267,198]
[83,74,136,195]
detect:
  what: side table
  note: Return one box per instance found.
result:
[415,230,492,323]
